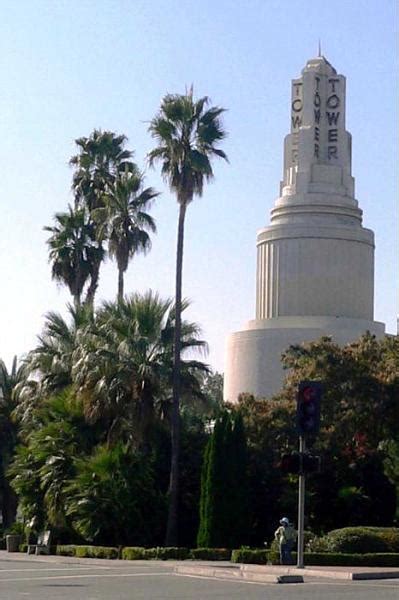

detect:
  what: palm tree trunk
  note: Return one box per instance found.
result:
[118,268,124,302]
[85,259,101,307]
[165,201,187,546]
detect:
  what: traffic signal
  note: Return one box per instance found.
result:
[280,452,301,474]
[302,453,322,474]
[296,381,322,436]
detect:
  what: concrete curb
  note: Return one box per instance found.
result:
[241,563,399,581]
[175,565,303,584]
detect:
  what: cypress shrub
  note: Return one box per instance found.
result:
[196,412,249,548]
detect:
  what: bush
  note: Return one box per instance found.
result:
[75,546,119,559]
[56,545,76,556]
[304,552,399,567]
[308,527,399,554]
[152,547,189,560]
[56,545,118,559]
[231,548,268,564]
[190,548,232,561]
[122,546,189,560]
[231,547,399,567]
[121,547,146,560]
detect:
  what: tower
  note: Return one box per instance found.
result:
[224,56,385,401]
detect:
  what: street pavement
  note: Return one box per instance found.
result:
[0,552,398,599]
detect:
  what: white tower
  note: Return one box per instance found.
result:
[224,56,385,401]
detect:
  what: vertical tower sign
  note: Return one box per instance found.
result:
[224,55,385,402]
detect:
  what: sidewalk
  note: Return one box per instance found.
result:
[1,550,399,584]
[176,562,399,584]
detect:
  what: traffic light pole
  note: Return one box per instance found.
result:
[297,435,306,569]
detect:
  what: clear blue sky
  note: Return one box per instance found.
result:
[0,0,397,373]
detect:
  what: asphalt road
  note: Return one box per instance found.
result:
[0,555,398,599]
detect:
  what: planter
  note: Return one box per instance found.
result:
[6,534,21,552]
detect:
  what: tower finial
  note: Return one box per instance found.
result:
[318,39,322,57]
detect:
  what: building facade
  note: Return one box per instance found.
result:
[224,56,385,402]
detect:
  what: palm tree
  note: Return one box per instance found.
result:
[0,357,23,526]
[17,305,94,423]
[93,171,158,301]
[148,89,227,544]
[44,206,103,308]
[72,292,208,448]
[70,129,135,211]
[70,130,136,304]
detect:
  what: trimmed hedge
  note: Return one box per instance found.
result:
[121,546,146,560]
[231,548,399,567]
[153,547,189,560]
[231,548,269,564]
[190,548,232,561]
[304,552,399,567]
[121,547,189,560]
[308,527,399,554]
[56,545,119,559]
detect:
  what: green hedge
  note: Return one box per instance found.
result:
[231,548,399,567]
[231,548,269,564]
[121,547,147,560]
[56,545,119,559]
[121,547,189,560]
[190,548,232,561]
[305,552,399,567]
[308,527,399,554]
[148,547,189,560]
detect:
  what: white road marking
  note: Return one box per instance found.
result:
[0,566,112,573]
[0,571,171,583]
[306,580,399,589]
[175,573,282,587]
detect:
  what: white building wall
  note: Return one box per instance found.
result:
[224,56,387,402]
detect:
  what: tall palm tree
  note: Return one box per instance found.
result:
[93,171,158,301]
[44,206,103,308]
[148,89,227,544]
[70,129,135,211]
[70,130,136,305]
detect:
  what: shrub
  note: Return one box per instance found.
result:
[56,545,118,559]
[75,546,119,559]
[56,545,76,556]
[232,548,399,567]
[190,548,231,561]
[152,547,189,560]
[65,444,165,547]
[304,552,399,567]
[308,527,399,554]
[122,546,189,560]
[121,547,146,560]
[231,548,268,564]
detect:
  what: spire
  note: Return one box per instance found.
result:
[318,39,322,57]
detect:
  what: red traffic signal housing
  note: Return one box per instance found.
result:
[280,452,301,474]
[296,381,322,436]
[280,452,321,475]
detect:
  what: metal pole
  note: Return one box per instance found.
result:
[297,436,306,569]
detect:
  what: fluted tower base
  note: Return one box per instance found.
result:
[224,316,385,401]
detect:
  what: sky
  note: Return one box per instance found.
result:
[0,0,397,373]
